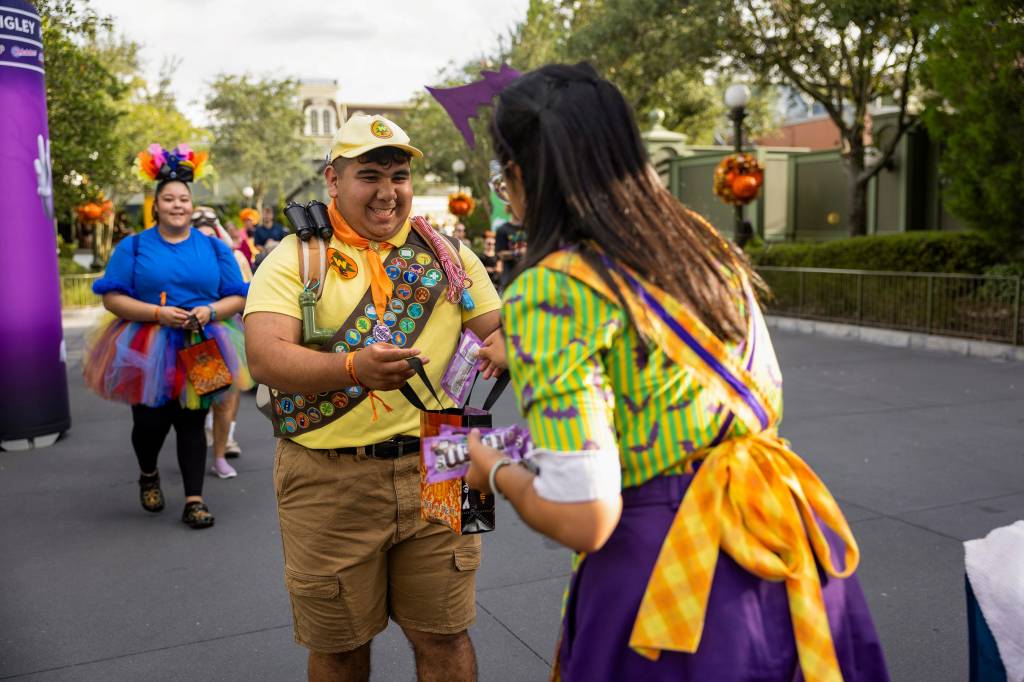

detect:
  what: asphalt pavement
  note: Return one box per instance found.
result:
[1,320,1022,681]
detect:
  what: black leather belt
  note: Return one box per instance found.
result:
[327,435,421,459]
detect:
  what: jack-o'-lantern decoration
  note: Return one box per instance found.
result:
[448,191,475,217]
[713,153,764,206]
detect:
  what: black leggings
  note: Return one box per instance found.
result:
[131,403,209,497]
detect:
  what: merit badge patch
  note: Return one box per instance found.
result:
[327,248,358,279]
[371,120,394,139]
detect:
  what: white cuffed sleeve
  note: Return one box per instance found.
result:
[529,448,622,503]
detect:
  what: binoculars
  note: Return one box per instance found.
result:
[284,200,332,242]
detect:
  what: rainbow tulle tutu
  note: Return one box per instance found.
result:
[84,314,253,409]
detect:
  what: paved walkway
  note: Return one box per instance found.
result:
[2,323,1023,680]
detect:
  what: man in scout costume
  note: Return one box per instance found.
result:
[244,114,501,681]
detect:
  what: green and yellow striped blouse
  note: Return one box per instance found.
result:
[503,265,783,489]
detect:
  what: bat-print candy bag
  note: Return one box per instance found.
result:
[400,357,510,534]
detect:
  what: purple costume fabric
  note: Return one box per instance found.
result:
[558,473,890,681]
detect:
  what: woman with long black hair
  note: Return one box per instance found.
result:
[468,64,889,681]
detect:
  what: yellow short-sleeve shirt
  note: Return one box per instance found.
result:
[244,223,501,449]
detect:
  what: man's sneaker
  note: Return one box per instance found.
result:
[224,438,241,459]
[210,459,237,479]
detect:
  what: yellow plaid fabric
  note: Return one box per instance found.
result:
[540,251,859,682]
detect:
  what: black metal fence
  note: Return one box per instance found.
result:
[758,267,1023,346]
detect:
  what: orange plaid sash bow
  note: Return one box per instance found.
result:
[540,251,859,682]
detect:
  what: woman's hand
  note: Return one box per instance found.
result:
[155,306,190,327]
[188,305,213,327]
[477,328,508,380]
[465,429,506,493]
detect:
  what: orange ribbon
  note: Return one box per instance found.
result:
[327,201,395,319]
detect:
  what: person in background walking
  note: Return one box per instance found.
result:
[83,144,252,529]
[254,206,287,253]
[478,230,501,288]
[192,206,251,479]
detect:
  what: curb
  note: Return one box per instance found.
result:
[61,306,104,331]
[766,315,1024,363]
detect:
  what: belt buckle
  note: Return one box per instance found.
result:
[355,445,367,457]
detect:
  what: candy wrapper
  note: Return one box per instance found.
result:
[422,424,532,484]
[440,328,482,405]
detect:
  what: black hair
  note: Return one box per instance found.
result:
[332,146,412,174]
[489,62,762,343]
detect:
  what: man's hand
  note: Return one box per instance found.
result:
[351,343,428,391]
[477,328,507,380]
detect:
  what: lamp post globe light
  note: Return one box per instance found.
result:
[724,84,751,243]
[242,185,255,208]
[451,159,467,192]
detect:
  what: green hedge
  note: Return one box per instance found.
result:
[746,232,1004,274]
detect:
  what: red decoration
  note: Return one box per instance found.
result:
[448,191,475,217]
[713,153,764,206]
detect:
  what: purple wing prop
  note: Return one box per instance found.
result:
[426,65,522,149]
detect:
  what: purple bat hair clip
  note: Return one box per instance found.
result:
[426,64,522,149]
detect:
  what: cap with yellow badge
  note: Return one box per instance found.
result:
[327,114,423,164]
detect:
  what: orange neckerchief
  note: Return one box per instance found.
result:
[327,201,396,319]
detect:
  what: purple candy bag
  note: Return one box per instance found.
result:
[422,424,532,484]
[440,328,483,406]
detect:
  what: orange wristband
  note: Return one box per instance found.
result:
[345,351,363,388]
[153,305,161,321]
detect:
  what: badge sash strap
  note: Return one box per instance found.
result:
[268,232,449,437]
[540,251,858,682]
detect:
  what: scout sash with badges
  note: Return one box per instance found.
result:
[540,250,859,682]
[261,217,469,438]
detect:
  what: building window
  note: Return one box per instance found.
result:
[308,108,319,136]
[322,109,334,134]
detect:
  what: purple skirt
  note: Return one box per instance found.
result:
[557,474,890,681]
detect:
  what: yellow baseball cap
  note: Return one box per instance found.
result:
[328,114,423,163]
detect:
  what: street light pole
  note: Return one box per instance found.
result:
[451,159,467,193]
[724,84,751,242]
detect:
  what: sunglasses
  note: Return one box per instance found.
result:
[191,208,218,227]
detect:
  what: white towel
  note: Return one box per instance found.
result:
[964,520,1024,682]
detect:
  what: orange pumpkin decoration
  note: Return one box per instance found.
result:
[76,200,114,222]
[713,153,764,206]
[731,174,760,200]
[448,191,475,217]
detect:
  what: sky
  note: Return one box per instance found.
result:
[88,0,530,123]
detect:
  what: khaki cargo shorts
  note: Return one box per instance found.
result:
[274,438,482,654]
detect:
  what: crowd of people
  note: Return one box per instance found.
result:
[80,64,888,681]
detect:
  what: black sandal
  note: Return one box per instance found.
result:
[139,473,165,513]
[181,501,215,529]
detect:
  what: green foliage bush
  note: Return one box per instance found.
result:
[746,232,1004,274]
[59,257,88,275]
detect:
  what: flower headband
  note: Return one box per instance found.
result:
[133,143,211,184]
